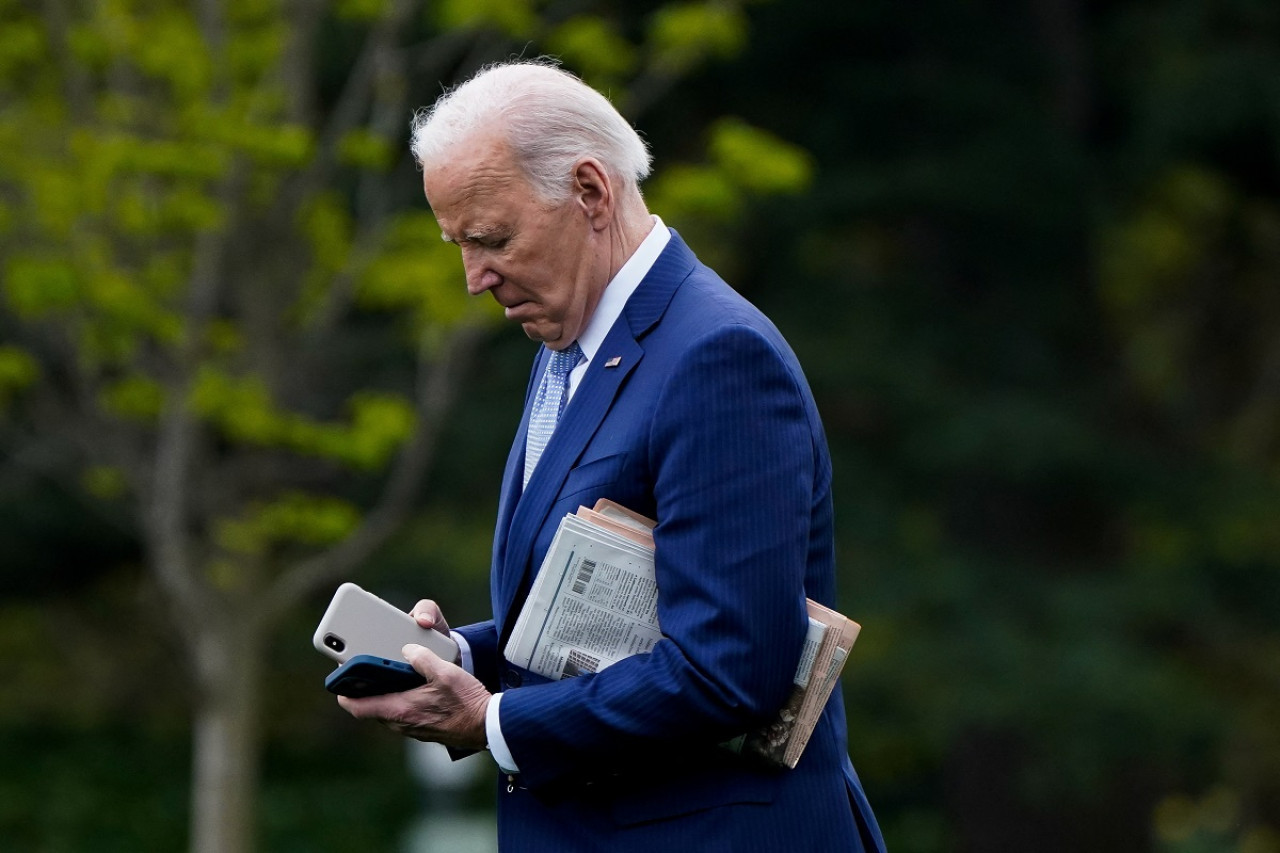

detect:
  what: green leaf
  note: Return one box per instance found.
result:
[226,20,286,82]
[0,18,46,78]
[337,129,395,171]
[435,0,537,36]
[100,375,166,422]
[189,367,283,445]
[82,466,129,500]
[215,492,362,555]
[357,212,486,330]
[335,0,389,21]
[708,117,814,195]
[0,345,39,407]
[188,366,417,470]
[646,163,742,222]
[343,392,417,469]
[3,255,81,318]
[238,122,315,168]
[133,10,212,98]
[545,17,638,81]
[648,2,748,73]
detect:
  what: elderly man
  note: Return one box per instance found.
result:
[340,60,885,852]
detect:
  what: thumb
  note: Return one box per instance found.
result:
[402,643,443,677]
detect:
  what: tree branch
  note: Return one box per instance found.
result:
[37,0,93,117]
[274,0,420,221]
[254,321,489,625]
[146,162,247,630]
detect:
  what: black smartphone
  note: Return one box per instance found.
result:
[324,654,426,698]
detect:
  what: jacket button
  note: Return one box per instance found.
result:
[504,668,523,688]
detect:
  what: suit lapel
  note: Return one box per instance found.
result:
[490,351,544,621]
[496,333,643,633]
[493,231,699,637]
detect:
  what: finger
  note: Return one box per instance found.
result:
[410,600,448,631]
[402,642,444,677]
[337,692,394,719]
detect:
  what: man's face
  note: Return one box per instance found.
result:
[422,134,607,350]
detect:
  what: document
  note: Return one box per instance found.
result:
[721,599,861,768]
[503,506,661,679]
[503,499,861,769]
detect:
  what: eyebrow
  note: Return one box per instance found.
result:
[443,226,508,245]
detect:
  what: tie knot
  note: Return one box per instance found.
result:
[548,342,582,377]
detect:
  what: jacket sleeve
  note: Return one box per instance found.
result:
[455,619,502,694]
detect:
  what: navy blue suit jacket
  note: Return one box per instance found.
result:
[456,232,885,852]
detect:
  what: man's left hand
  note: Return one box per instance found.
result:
[338,643,490,751]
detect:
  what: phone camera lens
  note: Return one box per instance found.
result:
[324,635,345,653]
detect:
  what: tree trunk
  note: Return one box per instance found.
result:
[188,623,265,853]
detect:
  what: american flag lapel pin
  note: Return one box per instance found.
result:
[604,356,622,368]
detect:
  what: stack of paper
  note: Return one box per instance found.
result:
[504,503,660,680]
[502,500,861,769]
[720,599,860,768]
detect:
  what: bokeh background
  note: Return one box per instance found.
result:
[2,1,1278,851]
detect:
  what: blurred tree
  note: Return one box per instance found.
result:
[0,1,810,851]
[670,0,1280,849]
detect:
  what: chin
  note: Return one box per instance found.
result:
[523,323,566,347]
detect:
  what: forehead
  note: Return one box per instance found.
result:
[422,133,531,231]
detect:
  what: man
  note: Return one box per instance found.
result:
[340,59,885,852]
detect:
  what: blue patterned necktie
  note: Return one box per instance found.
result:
[524,342,583,487]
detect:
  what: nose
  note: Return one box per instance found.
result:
[461,247,502,295]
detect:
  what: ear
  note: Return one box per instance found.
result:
[571,158,613,231]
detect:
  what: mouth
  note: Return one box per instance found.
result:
[503,300,534,320]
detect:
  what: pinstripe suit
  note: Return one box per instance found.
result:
[456,231,885,852]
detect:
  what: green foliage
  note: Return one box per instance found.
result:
[82,465,129,500]
[1101,167,1232,307]
[649,117,812,224]
[545,17,639,83]
[708,117,813,195]
[337,129,395,171]
[648,2,747,73]
[1098,161,1280,466]
[189,368,417,470]
[0,17,44,78]
[0,345,38,408]
[133,9,213,99]
[335,0,389,21]
[357,211,499,335]
[646,116,812,272]
[3,255,79,318]
[1153,787,1280,853]
[216,492,362,556]
[648,163,740,219]
[100,375,166,422]
[296,193,355,319]
[435,0,537,37]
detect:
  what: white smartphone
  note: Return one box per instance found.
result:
[313,582,458,665]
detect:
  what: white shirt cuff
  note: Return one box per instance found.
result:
[450,630,473,672]
[486,693,519,773]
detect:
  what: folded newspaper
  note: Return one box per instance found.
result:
[502,499,861,769]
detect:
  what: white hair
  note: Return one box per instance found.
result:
[409,59,652,203]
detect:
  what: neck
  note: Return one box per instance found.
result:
[603,192,653,281]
